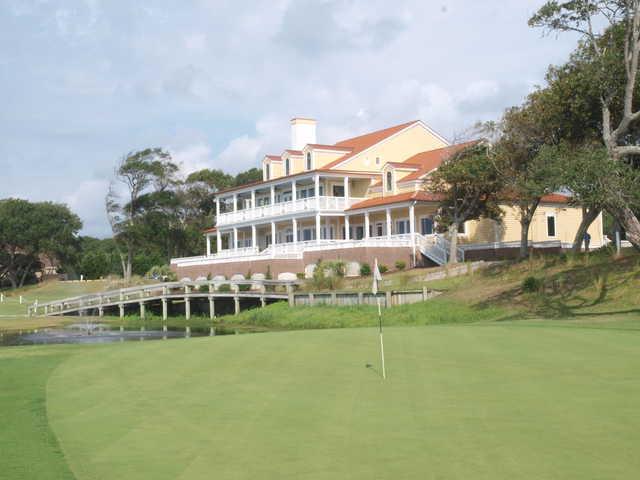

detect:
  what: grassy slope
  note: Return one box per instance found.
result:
[45,324,640,480]
[0,346,76,479]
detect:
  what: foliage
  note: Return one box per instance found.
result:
[359,263,371,276]
[310,260,346,289]
[428,143,503,262]
[522,276,543,293]
[379,264,388,274]
[0,198,82,288]
[395,260,406,271]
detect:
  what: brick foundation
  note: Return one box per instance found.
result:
[172,247,414,280]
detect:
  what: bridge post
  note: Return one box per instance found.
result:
[309,293,315,305]
[98,306,104,317]
[357,292,363,305]
[209,296,215,319]
[286,283,294,306]
[119,303,124,318]
[234,295,240,315]
[44,305,49,316]
[385,290,392,308]
[260,296,266,308]
[184,285,191,320]
[422,286,428,301]
[330,292,337,305]
[139,302,145,319]
[162,298,168,321]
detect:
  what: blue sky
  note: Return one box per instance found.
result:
[0,0,580,237]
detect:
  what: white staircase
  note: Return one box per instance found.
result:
[418,234,464,266]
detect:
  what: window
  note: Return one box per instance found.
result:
[396,219,409,234]
[306,152,312,170]
[386,171,393,192]
[376,157,380,165]
[355,226,364,240]
[265,163,270,180]
[303,229,313,241]
[285,158,291,176]
[547,215,556,237]
[420,217,434,235]
[376,223,383,237]
[459,222,466,235]
[285,229,293,243]
[333,185,345,197]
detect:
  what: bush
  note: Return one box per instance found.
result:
[310,260,346,290]
[217,284,231,292]
[379,264,388,274]
[360,263,371,276]
[395,260,406,271]
[522,276,543,293]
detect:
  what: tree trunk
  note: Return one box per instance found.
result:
[448,223,459,264]
[519,219,531,259]
[610,205,640,251]
[572,207,600,253]
[18,260,33,288]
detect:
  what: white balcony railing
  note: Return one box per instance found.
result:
[216,196,366,226]
[171,234,433,267]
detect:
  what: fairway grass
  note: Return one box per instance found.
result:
[28,322,639,479]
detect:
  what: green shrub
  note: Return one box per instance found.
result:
[379,264,388,274]
[311,260,346,290]
[217,284,231,292]
[522,276,543,293]
[296,272,305,280]
[360,263,371,276]
[395,260,406,271]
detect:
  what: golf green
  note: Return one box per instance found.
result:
[42,324,640,479]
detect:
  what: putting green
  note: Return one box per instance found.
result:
[47,325,640,479]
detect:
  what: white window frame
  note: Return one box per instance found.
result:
[395,217,410,235]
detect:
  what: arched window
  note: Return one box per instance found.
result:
[285,158,291,176]
[386,170,393,192]
[306,152,312,170]
[265,163,270,180]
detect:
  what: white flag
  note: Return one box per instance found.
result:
[372,258,383,295]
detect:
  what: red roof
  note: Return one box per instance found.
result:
[347,191,443,211]
[306,144,353,151]
[323,120,420,169]
[541,193,570,203]
[202,226,217,234]
[264,155,281,161]
[284,149,303,155]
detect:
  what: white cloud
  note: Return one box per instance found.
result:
[62,178,111,237]
[171,143,215,175]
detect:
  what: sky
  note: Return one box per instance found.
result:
[0,0,581,237]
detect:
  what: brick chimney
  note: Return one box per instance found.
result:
[290,117,317,150]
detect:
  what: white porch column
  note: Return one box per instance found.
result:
[251,190,256,209]
[386,208,392,238]
[292,180,297,202]
[270,185,275,205]
[343,176,350,200]
[344,215,350,240]
[364,211,370,239]
[292,218,298,244]
[314,174,320,209]
[233,227,238,251]
[271,221,276,245]
[315,213,321,243]
[233,194,238,212]
[251,224,257,248]
[206,234,211,256]
[216,230,222,253]
[215,197,220,217]
[409,203,415,235]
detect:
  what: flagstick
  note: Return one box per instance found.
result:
[377,295,386,380]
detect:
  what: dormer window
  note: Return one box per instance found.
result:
[306,152,312,170]
[386,170,393,192]
[285,158,291,176]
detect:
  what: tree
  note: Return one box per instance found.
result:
[530,1,640,249]
[0,199,82,288]
[427,143,503,263]
[489,103,565,259]
[106,148,178,283]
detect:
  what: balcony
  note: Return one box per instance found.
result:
[216,196,366,227]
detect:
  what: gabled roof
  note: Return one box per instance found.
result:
[305,143,353,152]
[323,120,421,169]
[264,155,282,162]
[284,149,303,156]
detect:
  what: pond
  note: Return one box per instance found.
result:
[0,323,221,347]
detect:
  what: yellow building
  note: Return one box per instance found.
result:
[171,118,604,279]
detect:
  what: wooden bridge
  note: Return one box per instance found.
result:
[28,279,299,320]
